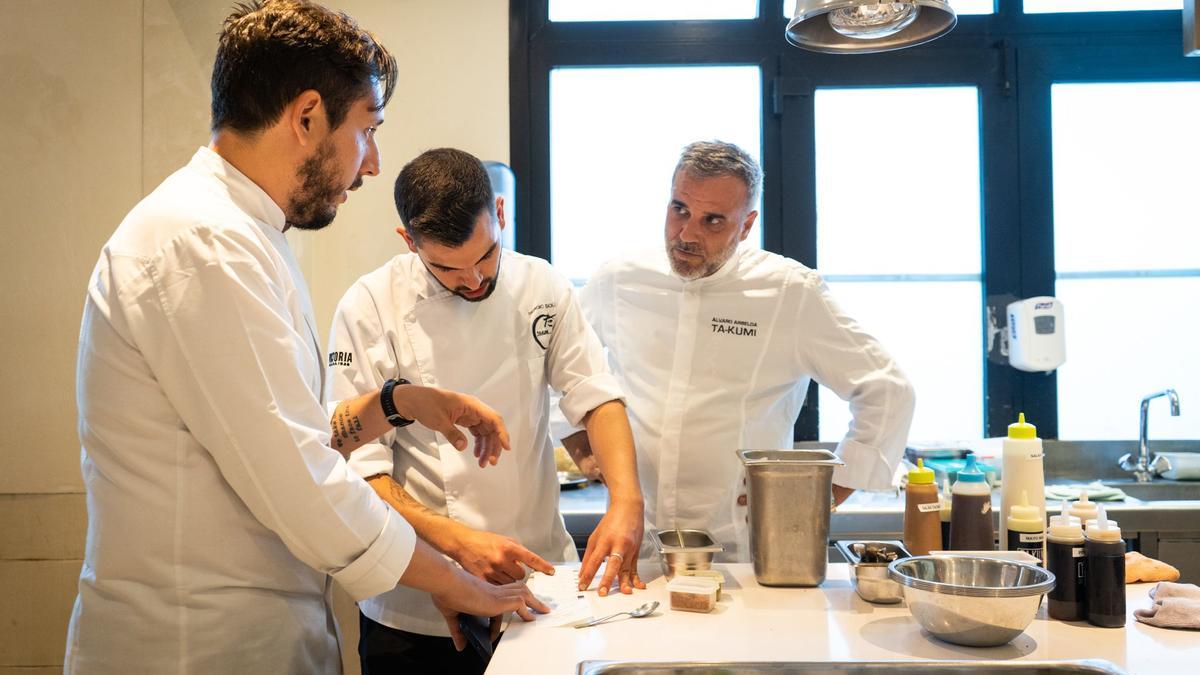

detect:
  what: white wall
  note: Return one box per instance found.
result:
[0,1,508,670]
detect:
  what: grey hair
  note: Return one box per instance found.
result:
[673,140,762,210]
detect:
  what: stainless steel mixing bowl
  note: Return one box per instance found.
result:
[887,555,1056,647]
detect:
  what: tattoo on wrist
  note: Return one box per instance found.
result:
[332,403,363,449]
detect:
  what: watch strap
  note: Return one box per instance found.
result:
[380,378,414,427]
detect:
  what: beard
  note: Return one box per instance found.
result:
[666,235,738,281]
[450,276,498,303]
[427,247,503,303]
[285,138,358,231]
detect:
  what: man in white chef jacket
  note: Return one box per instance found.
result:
[326,147,646,674]
[559,141,916,561]
[66,3,547,673]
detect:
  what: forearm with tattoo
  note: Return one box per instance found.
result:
[331,401,364,452]
[366,473,460,555]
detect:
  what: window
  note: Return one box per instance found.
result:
[1051,82,1200,440]
[549,66,762,283]
[551,0,758,22]
[512,1,1196,439]
[783,0,996,17]
[814,87,984,442]
[1023,0,1181,13]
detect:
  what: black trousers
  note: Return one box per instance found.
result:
[358,611,497,675]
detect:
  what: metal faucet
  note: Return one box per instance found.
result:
[1119,389,1181,482]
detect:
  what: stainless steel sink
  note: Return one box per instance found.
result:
[577,660,1127,674]
[1103,480,1200,501]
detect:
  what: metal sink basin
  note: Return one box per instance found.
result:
[577,660,1127,674]
[1104,480,1200,501]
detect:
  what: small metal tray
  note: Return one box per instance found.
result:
[834,540,910,604]
[650,529,723,579]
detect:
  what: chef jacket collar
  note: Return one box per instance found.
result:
[192,146,287,233]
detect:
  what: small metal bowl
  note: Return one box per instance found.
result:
[834,540,909,604]
[649,529,723,579]
[887,555,1056,647]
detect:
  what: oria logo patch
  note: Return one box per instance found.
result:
[328,351,353,367]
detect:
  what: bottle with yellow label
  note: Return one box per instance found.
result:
[1000,413,1045,550]
[904,459,941,556]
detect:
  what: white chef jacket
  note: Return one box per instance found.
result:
[326,250,623,636]
[66,147,417,674]
[568,246,915,561]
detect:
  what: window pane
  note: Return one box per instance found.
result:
[815,86,981,275]
[1025,0,1180,13]
[1052,82,1200,272]
[817,281,984,442]
[784,0,995,17]
[1055,278,1200,440]
[551,0,757,22]
[814,85,984,442]
[550,66,762,282]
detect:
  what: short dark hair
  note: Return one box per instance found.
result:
[211,0,397,134]
[395,148,496,247]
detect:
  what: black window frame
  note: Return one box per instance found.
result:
[510,0,1198,439]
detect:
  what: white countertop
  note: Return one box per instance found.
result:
[486,563,1198,674]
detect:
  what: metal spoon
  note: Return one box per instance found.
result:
[574,601,660,628]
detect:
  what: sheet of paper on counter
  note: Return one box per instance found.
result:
[526,564,592,627]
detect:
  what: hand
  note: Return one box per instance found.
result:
[832,483,855,508]
[562,431,603,482]
[431,573,550,651]
[393,385,511,467]
[578,499,645,597]
[451,526,556,584]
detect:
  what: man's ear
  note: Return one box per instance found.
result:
[738,210,759,242]
[495,196,506,232]
[288,89,324,146]
[397,226,417,253]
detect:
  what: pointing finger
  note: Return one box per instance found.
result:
[517,548,555,576]
[522,587,552,614]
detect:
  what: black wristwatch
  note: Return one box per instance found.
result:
[380,378,414,427]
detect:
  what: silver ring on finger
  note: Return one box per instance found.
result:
[607,552,625,565]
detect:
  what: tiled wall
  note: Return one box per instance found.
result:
[0,0,507,671]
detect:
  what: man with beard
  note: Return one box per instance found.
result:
[557,140,915,561]
[326,148,645,674]
[66,3,547,673]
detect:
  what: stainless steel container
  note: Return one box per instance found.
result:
[887,555,1057,647]
[738,449,844,586]
[649,529,723,579]
[834,540,910,604]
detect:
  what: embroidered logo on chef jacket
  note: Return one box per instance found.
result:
[711,316,758,337]
[528,302,557,349]
[328,351,353,367]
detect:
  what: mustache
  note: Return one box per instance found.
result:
[348,176,364,191]
[670,239,703,255]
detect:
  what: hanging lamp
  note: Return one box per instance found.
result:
[786,1,958,54]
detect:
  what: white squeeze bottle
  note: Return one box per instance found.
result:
[1000,413,1045,550]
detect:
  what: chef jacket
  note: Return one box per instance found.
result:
[66,147,416,674]
[564,246,915,560]
[326,250,623,636]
